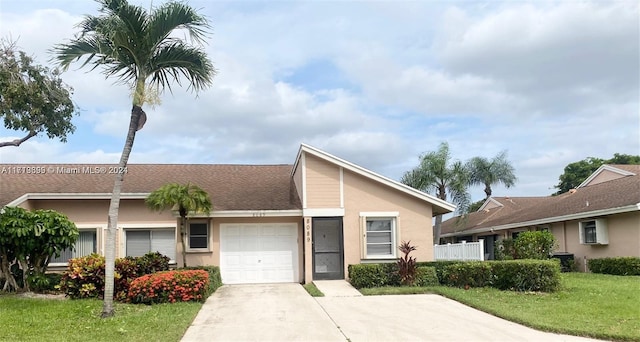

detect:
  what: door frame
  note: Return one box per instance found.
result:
[311,217,344,280]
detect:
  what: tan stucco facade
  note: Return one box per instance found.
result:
[552,212,640,271]
[15,147,448,284]
[299,151,435,283]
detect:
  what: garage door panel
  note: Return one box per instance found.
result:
[220,223,298,284]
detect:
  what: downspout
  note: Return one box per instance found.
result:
[562,221,567,252]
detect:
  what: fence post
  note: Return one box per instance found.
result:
[461,241,466,261]
[479,239,485,261]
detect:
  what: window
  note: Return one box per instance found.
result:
[579,219,608,245]
[360,212,399,259]
[126,229,176,261]
[50,230,97,265]
[188,222,209,250]
[583,221,597,243]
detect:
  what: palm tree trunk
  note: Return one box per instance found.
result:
[180,215,188,268]
[101,105,143,318]
[433,214,443,244]
[484,183,492,199]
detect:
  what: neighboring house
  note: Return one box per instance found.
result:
[1,144,455,284]
[441,165,640,271]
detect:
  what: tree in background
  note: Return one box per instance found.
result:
[466,150,516,199]
[401,142,470,243]
[554,153,640,195]
[0,39,76,147]
[53,0,215,317]
[146,183,212,268]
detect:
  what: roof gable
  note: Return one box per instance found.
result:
[294,144,456,215]
[578,164,636,188]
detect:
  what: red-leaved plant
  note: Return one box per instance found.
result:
[397,241,418,286]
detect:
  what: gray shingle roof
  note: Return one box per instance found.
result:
[442,165,640,235]
[0,164,301,211]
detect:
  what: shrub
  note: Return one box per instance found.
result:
[588,257,640,276]
[114,257,141,301]
[491,259,560,292]
[494,238,516,260]
[417,261,464,283]
[348,263,398,288]
[27,273,63,293]
[128,270,209,304]
[58,252,173,299]
[514,231,556,260]
[442,262,492,288]
[415,266,439,286]
[180,266,223,297]
[416,261,464,283]
[397,241,418,286]
[137,252,170,275]
[58,254,106,299]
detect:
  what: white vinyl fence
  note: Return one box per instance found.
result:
[434,240,484,261]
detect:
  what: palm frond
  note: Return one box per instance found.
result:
[147,42,214,93]
[147,1,210,48]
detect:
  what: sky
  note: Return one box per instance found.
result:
[0,0,638,204]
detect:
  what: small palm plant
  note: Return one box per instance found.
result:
[397,241,418,286]
[146,183,212,268]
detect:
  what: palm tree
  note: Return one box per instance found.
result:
[146,183,212,268]
[401,142,470,244]
[53,0,215,317]
[466,150,516,199]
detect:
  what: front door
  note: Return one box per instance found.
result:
[312,217,344,280]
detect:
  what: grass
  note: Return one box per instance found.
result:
[0,295,202,342]
[360,273,640,341]
[303,282,324,297]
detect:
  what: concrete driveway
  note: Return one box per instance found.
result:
[181,283,601,342]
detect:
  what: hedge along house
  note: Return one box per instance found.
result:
[440,165,640,271]
[1,144,455,284]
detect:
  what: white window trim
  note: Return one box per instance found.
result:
[360,212,400,259]
[120,223,177,263]
[579,219,608,245]
[186,220,211,252]
[49,225,101,267]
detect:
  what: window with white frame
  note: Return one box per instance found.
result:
[188,222,209,250]
[125,229,176,261]
[50,229,97,265]
[579,219,608,245]
[361,213,398,259]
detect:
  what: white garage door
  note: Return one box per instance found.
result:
[220,223,299,284]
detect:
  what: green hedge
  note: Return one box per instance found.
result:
[442,261,492,288]
[351,259,561,292]
[490,259,560,292]
[588,257,640,276]
[180,266,223,297]
[348,263,399,288]
[415,266,439,286]
[416,261,465,283]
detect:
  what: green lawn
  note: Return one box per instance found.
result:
[0,296,202,342]
[361,273,640,342]
[303,282,324,297]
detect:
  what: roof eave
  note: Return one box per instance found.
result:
[441,203,640,237]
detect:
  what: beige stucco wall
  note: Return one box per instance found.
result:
[585,169,626,186]
[304,153,341,208]
[558,212,640,271]
[341,169,434,273]
[29,199,177,259]
[292,158,304,207]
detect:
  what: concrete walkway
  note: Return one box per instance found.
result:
[182,283,603,342]
[313,280,362,297]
